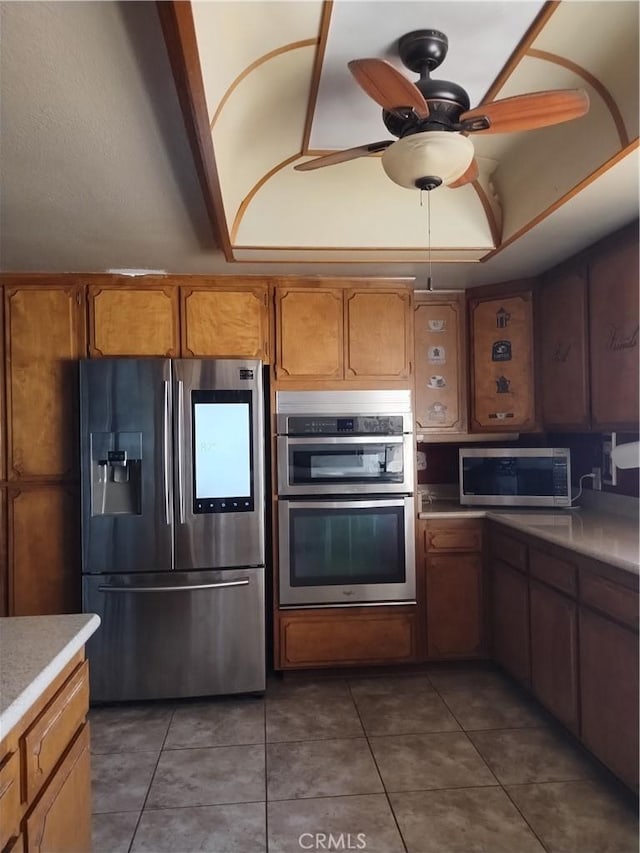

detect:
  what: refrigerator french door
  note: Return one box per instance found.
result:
[80,358,265,701]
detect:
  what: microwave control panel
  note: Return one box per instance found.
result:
[285,415,404,435]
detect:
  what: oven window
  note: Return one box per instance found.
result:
[289,444,405,485]
[289,505,405,587]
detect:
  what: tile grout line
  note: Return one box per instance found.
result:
[427,674,553,853]
[126,703,177,853]
[347,681,409,853]
[428,673,556,853]
[264,689,269,853]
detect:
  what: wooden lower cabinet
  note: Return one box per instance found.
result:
[427,554,483,658]
[491,559,530,685]
[530,580,579,731]
[25,725,91,853]
[8,485,80,616]
[580,607,639,790]
[0,654,92,853]
[278,608,418,668]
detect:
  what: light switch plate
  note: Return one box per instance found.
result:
[416,451,427,471]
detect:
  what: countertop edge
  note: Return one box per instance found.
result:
[417,509,640,575]
[0,614,101,741]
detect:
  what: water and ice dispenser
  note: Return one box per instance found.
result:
[90,432,142,516]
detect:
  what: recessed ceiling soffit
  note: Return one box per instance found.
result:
[187,0,639,265]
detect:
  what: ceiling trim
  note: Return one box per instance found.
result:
[230,154,302,241]
[526,48,629,147]
[472,183,501,247]
[301,1,334,152]
[210,38,319,130]
[156,0,232,259]
[481,1,560,104]
[234,245,486,252]
[480,137,639,262]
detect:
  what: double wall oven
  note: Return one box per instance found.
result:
[276,391,415,607]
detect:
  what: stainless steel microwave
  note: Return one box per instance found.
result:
[459,447,571,507]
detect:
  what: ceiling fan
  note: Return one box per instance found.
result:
[295,30,590,190]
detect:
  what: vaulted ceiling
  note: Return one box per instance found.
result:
[1,1,638,288]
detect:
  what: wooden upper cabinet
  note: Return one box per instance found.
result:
[8,485,80,616]
[5,285,85,480]
[275,287,343,380]
[414,296,466,433]
[589,232,639,430]
[181,283,269,360]
[539,264,590,430]
[344,289,412,379]
[470,291,536,431]
[88,284,179,357]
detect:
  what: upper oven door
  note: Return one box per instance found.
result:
[277,435,413,495]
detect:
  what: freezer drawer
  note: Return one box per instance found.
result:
[83,568,265,702]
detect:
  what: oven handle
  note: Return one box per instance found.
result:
[283,436,405,445]
[279,497,412,510]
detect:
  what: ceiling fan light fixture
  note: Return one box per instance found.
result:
[381,131,475,189]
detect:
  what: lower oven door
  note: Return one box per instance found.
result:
[278,496,415,607]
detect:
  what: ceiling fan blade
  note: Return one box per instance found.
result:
[448,158,479,189]
[348,58,429,119]
[460,89,590,134]
[294,141,393,172]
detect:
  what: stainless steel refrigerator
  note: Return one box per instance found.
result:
[79,358,265,702]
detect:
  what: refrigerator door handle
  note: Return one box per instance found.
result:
[163,379,171,525]
[177,379,186,524]
[98,579,251,593]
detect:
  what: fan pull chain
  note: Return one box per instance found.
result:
[427,189,433,291]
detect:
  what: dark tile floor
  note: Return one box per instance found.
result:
[90,665,638,852]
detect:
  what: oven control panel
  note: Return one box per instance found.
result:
[285,415,405,435]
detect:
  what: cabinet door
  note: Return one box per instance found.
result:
[580,608,639,790]
[181,284,269,359]
[345,289,411,379]
[8,485,80,615]
[589,235,639,429]
[88,285,179,356]
[415,298,467,433]
[427,554,483,658]
[0,488,6,617]
[470,292,536,430]
[275,288,343,380]
[25,724,91,853]
[539,266,590,429]
[491,560,530,684]
[5,285,85,480]
[530,580,578,731]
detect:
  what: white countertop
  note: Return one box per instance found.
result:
[0,613,100,741]
[418,505,640,575]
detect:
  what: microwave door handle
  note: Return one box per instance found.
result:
[177,380,186,524]
[163,380,171,525]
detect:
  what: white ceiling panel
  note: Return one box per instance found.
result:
[310,0,546,150]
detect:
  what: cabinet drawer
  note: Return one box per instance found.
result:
[581,573,639,630]
[0,750,21,851]
[425,521,482,552]
[491,530,527,572]
[530,549,577,597]
[280,612,416,667]
[22,661,89,802]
